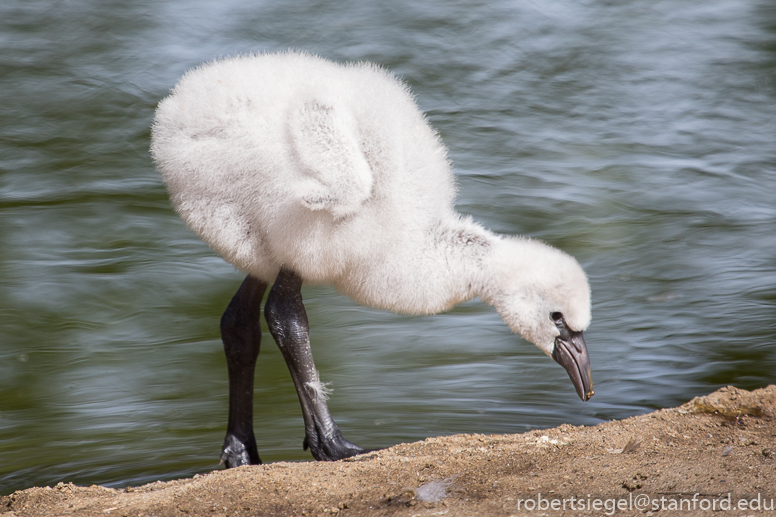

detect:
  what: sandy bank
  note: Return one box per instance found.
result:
[2,385,774,516]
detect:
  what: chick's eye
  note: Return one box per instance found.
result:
[551,312,563,324]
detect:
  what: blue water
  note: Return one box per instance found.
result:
[1,0,775,495]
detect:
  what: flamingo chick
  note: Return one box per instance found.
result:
[151,51,593,466]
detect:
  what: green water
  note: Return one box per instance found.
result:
[1,0,775,494]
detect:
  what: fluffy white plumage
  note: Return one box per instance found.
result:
[151,51,591,355]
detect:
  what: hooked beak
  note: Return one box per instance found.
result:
[551,318,594,401]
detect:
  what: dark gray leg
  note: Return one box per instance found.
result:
[264,268,366,461]
[220,275,267,467]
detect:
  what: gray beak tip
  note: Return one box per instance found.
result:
[551,320,594,402]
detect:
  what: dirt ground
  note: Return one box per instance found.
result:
[2,385,774,517]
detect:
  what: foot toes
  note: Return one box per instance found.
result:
[221,433,261,467]
[306,433,370,461]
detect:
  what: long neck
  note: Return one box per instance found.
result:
[335,215,497,315]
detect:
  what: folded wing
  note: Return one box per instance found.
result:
[288,99,374,219]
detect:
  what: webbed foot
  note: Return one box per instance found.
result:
[221,433,261,467]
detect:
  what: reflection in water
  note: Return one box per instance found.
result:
[1,0,775,495]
